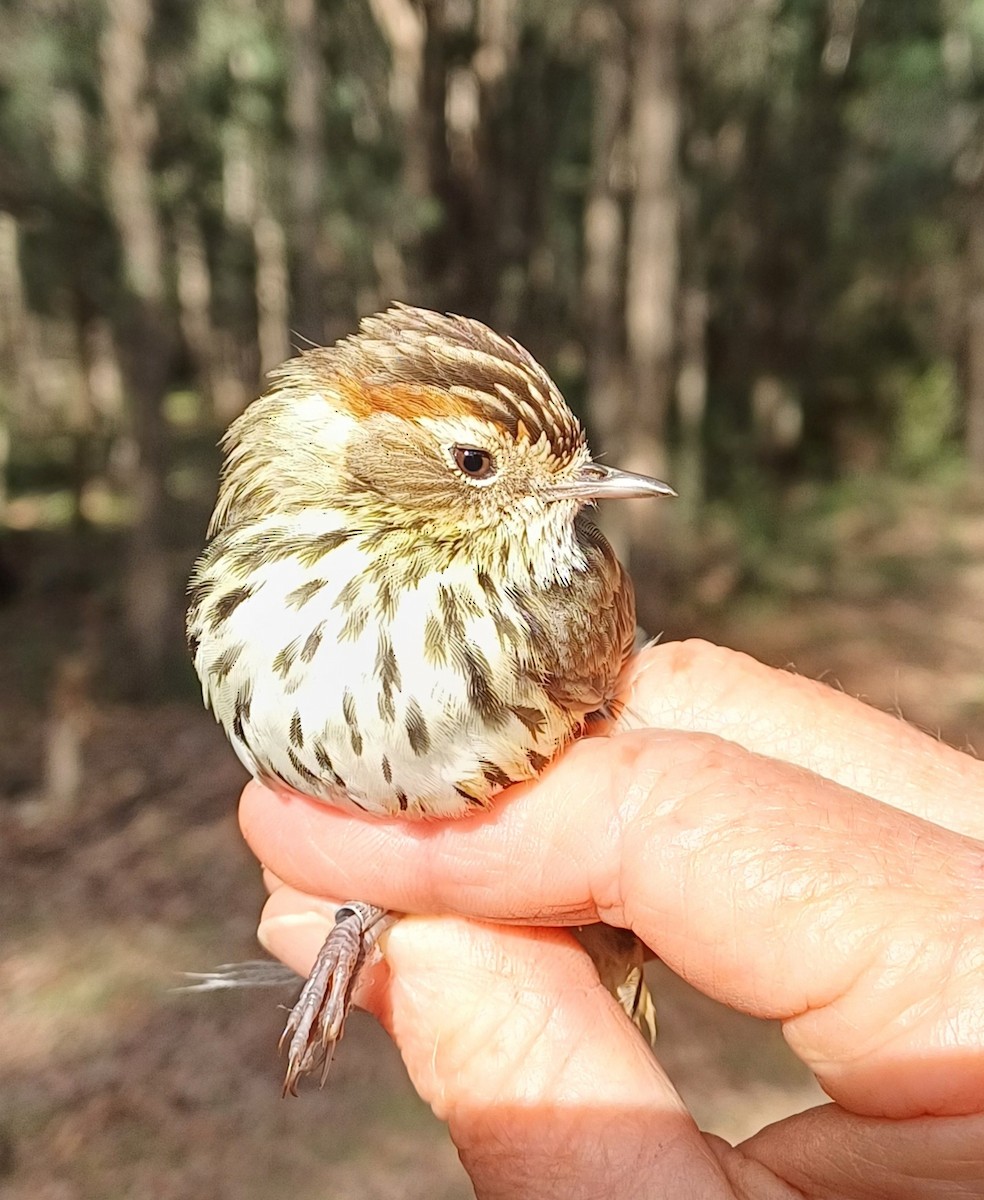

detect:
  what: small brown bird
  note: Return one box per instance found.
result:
[188,305,674,1091]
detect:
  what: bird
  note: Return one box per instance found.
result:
[187,303,675,1091]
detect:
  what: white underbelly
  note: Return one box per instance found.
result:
[193,540,570,818]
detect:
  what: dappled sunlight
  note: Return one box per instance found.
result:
[3,0,984,1194]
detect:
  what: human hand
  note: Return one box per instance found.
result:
[240,640,984,1198]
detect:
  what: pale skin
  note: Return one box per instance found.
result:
[239,639,984,1199]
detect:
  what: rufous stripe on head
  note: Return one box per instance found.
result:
[329,376,477,423]
[277,305,587,461]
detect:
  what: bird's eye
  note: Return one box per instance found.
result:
[452,446,496,481]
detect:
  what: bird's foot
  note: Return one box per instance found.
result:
[280,901,393,1094]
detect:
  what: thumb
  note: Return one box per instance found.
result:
[258,887,732,1199]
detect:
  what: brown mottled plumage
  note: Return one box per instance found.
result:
[188,304,673,1088]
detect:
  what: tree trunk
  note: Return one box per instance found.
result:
[100,0,175,690]
[675,283,708,526]
[41,650,93,820]
[285,0,327,343]
[0,211,26,521]
[0,212,28,411]
[622,0,682,482]
[175,206,216,409]
[416,0,507,321]
[418,0,455,300]
[253,204,291,372]
[369,0,427,300]
[966,187,984,476]
[581,4,631,560]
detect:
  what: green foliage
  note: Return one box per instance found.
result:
[888,361,961,472]
[2,0,984,537]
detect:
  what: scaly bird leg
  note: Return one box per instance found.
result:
[280,900,395,1094]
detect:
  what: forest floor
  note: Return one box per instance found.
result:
[1,478,982,1200]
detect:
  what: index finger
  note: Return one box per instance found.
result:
[622,640,984,840]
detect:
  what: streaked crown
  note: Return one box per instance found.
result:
[210,305,591,539]
[293,304,586,459]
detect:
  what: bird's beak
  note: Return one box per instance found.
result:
[548,462,677,502]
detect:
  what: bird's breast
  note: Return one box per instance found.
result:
[189,525,580,818]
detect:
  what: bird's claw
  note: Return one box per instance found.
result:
[280,901,392,1095]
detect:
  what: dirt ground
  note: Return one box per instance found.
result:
[1,485,981,1199]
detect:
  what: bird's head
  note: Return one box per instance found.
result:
[209,304,674,547]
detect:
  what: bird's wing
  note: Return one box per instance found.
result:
[520,515,637,717]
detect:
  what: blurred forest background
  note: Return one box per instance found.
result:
[3,0,984,1197]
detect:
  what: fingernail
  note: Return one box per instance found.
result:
[257,910,331,956]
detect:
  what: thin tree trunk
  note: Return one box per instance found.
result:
[41,650,93,820]
[101,0,164,306]
[82,317,125,423]
[0,212,26,520]
[0,212,27,411]
[675,283,708,526]
[212,329,249,422]
[419,0,456,300]
[581,4,631,560]
[369,0,426,299]
[622,0,682,481]
[68,294,100,532]
[100,0,175,690]
[417,0,506,320]
[253,205,291,372]
[0,213,18,601]
[966,188,984,475]
[285,0,327,342]
[466,0,515,320]
[175,206,216,409]
[217,1,261,413]
[511,25,554,343]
